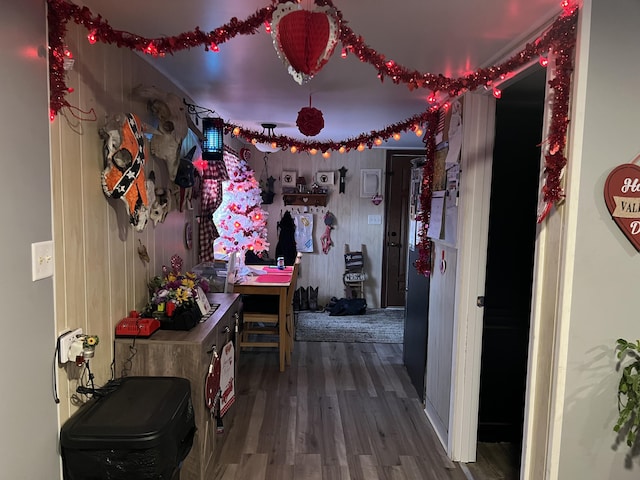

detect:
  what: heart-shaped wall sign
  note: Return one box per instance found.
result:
[271,2,340,84]
[604,162,640,251]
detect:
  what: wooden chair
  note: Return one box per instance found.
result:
[343,244,367,299]
[238,261,299,369]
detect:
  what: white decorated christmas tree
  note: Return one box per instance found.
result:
[212,153,269,261]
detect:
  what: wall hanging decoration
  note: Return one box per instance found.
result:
[282,170,297,188]
[316,171,334,186]
[338,166,348,194]
[133,85,190,182]
[604,156,640,251]
[184,222,193,250]
[293,212,314,253]
[174,145,197,212]
[321,211,336,254]
[99,112,150,232]
[270,1,340,85]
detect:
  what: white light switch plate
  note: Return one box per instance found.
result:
[368,215,382,225]
[32,240,54,281]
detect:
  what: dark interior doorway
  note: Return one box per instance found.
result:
[382,152,419,307]
[476,66,546,475]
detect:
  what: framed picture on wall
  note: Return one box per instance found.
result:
[316,171,335,186]
[282,171,297,187]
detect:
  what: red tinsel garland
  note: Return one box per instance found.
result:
[45,0,579,273]
[414,109,438,276]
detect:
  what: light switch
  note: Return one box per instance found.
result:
[32,240,54,281]
[368,215,382,225]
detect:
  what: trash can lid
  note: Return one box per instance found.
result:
[60,376,192,450]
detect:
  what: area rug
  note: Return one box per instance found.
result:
[295,308,404,343]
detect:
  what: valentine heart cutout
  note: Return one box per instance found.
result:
[271,2,340,84]
[604,162,640,251]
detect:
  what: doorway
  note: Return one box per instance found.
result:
[475,66,547,476]
[382,151,420,307]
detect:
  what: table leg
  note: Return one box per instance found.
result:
[279,288,286,372]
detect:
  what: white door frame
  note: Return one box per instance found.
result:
[448,92,496,461]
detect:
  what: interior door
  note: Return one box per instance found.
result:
[477,68,545,459]
[382,152,417,307]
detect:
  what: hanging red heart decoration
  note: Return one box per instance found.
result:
[271,2,340,84]
[604,161,640,251]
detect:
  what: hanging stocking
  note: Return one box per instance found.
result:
[321,211,335,254]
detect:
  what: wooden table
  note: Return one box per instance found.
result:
[232,264,297,372]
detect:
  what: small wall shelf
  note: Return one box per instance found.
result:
[282,193,328,206]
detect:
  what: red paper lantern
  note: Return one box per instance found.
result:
[271,2,340,84]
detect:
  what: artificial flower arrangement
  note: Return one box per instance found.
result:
[148,271,209,316]
[144,256,210,330]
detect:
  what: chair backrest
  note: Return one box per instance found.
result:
[344,244,365,271]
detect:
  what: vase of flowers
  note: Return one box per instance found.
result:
[146,269,209,331]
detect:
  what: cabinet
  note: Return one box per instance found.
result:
[282,192,328,206]
[114,293,241,480]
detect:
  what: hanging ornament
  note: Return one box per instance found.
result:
[297,95,324,136]
[338,166,348,194]
[270,1,340,84]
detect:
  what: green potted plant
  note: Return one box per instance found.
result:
[614,338,640,447]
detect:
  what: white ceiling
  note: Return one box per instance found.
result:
[77,0,562,149]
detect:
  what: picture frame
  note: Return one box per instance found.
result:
[282,170,297,187]
[360,168,381,198]
[315,171,335,186]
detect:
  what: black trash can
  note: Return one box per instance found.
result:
[60,376,195,480]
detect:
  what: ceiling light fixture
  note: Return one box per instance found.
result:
[254,123,280,153]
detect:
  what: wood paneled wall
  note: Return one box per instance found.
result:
[51,24,200,422]
[51,24,389,423]
[246,149,386,308]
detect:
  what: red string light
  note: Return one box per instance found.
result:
[87,29,97,45]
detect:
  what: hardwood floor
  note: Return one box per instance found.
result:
[210,341,469,480]
[463,443,519,480]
